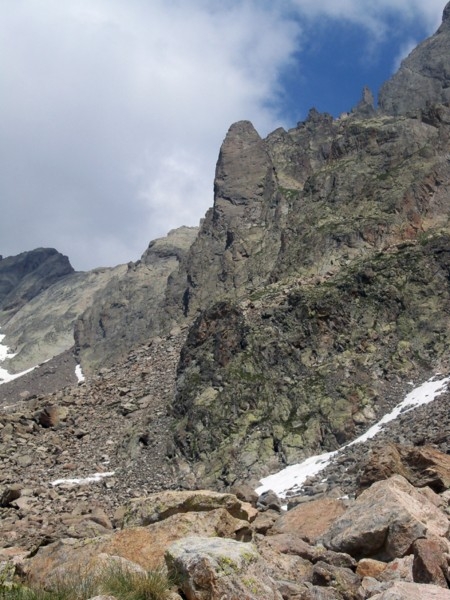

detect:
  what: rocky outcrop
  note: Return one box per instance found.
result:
[165,537,282,600]
[122,489,257,528]
[25,490,257,586]
[0,248,73,317]
[359,443,450,493]
[320,475,449,561]
[172,236,450,486]
[0,265,125,373]
[75,226,198,373]
[166,121,283,318]
[379,2,450,115]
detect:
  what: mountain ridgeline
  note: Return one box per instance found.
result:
[3,3,450,488]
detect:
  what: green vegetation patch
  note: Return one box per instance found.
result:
[1,565,173,600]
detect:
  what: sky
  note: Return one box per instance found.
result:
[0,0,447,271]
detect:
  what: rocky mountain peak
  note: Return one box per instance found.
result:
[351,86,376,117]
[214,120,271,209]
[0,248,74,317]
[443,1,450,23]
[379,7,450,115]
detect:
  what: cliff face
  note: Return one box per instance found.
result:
[74,226,198,373]
[166,121,283,317]
[168,4,450,486]
[379,2,450,115]
[4,2,450,493]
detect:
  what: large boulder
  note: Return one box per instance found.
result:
[122,489,257,528]
[321,475,449,560]
[165,536,283,600]
[359,443,450,492]
[370,581,450,599]
[25,507,253,586]
[270,497,348,544]
[412,538,449,588]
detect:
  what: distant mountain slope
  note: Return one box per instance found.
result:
[1,265,125,374]
[74,226,198,373]
[0,248,74,316]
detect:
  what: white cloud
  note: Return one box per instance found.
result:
[290,0,444,36]
[0,0,300,269]
[0,0,447,270]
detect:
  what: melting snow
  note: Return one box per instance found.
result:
[0,332,16,361]
[0,365,37,384]
[51,471,115,487]
[75,364,85,383]
[256,374,450,499]
[0,330,37,384]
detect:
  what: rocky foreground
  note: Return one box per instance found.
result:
[1,328,450,599]
[3,472,450,599]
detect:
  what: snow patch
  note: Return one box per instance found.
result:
[346,375,450,447]
[0,329,38,384]
[255,450,337,499]
[75,364,85,383]
[0,365,37,384]
[51,471,115,487]
[0,332,16,362]
[256,374,450,499]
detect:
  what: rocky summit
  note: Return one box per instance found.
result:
[3,3,450,600]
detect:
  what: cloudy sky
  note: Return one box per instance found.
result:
[1,0,447,270]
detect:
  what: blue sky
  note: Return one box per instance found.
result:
[278,16,432,121]
[0,0,447,270]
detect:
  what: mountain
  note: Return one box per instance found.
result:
[3,3,450,479]
[3,4,450,597]
[379,4,450,115]
[0,248,74,316]
[74,226,198,373]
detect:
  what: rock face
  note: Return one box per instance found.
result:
[166,121,282,319]
[0,265,125,373]
[75,226,198,373]
[173,236,450,486]
[0,248,73,316]
[162,13,450,485]
[320,475,449,561]
[165,537,283,600]
[163,6,450,486]
[379,2,450,115]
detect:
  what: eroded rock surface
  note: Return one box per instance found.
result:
[321,475,449,561]
[379,2,450,115]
